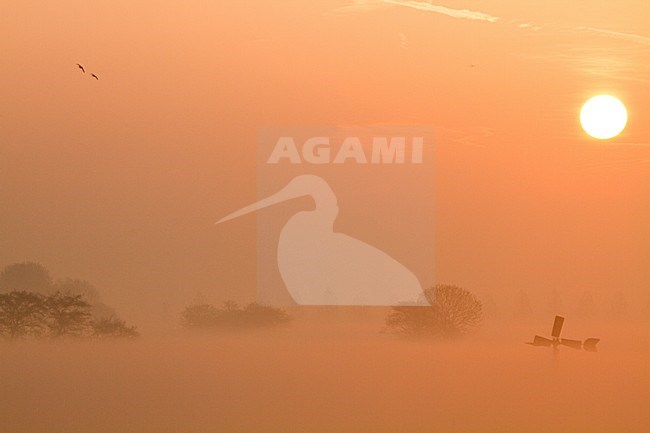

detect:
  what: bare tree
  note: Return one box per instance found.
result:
[385,284,482,337]
[0,291,47,339]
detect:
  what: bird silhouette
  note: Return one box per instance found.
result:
[91,73,98,80]
[217,175,426,306]
[77,63,85,73]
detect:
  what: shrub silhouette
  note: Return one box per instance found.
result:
[181,303,220,328]
[386,284,482,337]
[92,316,139,339]
[181,301,291,330]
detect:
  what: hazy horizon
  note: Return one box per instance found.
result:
[1,1,649,431]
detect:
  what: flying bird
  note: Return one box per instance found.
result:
[77,63,85,73]
[91,73,98,80]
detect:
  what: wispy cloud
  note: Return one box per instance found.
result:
[383,0,499,22]
[524,44,650,84]
[576,142,650,169]
[329,0,650,83]
[331,1,650,46]
[516,22,542,31]
[327,0,388,15]
[578,142,650,147]
[329,0,499,22]
[577,27,650,46]
[578,158,650,170]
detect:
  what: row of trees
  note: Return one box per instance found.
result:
[181,300,292,330]
[0,291,138,339]
[0,262,138,340]
[180,285,483,339]
[0,262,115,316]
[2,261,484,339]
[506,289,637,320]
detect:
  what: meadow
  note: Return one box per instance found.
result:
[2,312,649,433]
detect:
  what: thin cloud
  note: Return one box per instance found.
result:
[384,0,499,22]
[329,0,649,83]
[326,0,388,15]
[524,44,650,84]
[578,158,650,170]
[328,0,499,23]
[516,23,542,31]
[330,1,650,46]
[577,26,650,46]
[578,142,650,147]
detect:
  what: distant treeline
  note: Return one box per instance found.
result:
[181,301,292,330]
[0,262,138,340]
[0,291,138,339]
[486,289,646,321]
[180,285,485,337]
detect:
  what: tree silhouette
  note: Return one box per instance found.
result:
[386,284,482,337]
[45,292,92,337]
[0,262,52,294]
[52,278,116,318]
[0,269,138,339]
[240,303,292,327]
[0,291,47,339]
[181,303,220,328]
[92,316,139,338]
[181,301,292,330]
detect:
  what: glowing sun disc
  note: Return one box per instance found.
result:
[580,95,627,139]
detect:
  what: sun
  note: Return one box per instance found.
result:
[580,95,627,139]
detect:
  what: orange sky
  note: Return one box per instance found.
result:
[1,1,649,318]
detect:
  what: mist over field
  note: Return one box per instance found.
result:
[2,1,650,432]
[2,312,649,433]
